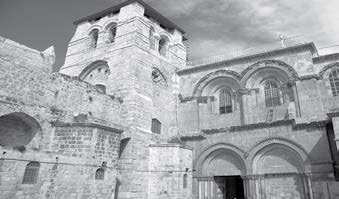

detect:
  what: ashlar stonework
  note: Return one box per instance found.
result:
[1,0,339,198]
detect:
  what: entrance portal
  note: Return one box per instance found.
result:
[198,176,244,199]
[215,176,244,199]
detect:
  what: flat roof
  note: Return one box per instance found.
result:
[73,0,185,34]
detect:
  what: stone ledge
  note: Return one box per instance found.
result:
[200,119,327,134]
[50,121,124,133]
[149,143,193,150]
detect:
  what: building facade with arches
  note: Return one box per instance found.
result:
[1,0,339,198]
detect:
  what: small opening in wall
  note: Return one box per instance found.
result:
[95,168,105,180]
[151,118,161,134]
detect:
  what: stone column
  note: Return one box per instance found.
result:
[237,89,249,125]
[331,116,339,152]
[291,81,301,117]
[245,175,266,199]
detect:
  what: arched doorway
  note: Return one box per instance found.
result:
[247,141,311,199]
[195,145,246,199]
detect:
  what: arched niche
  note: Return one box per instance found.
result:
[247,139,310,199]
[194,144,246,177]
[244,66,295,108]
[0,112,41,147]
[158,35,170,57]
[318,63,339,97]
[202,149,246,176]
[247,138,310,174]
[104,22,117,43]
[193,70,241,97]
[240,60,298,87]
[254,145,304,174]
[244,67,290,89]
[79,60,110,91]
[88,28,99,48]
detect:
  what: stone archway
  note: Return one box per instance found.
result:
[0,112,41,147]
[194,144,246,199]
[246,139,311,199]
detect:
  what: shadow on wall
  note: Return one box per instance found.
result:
[0,112,41,148]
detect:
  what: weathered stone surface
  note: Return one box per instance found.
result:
[1,0,339,198]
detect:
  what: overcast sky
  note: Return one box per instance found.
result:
[1,0,339,71]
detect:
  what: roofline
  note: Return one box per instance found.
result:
[178,42,318,75]
[73,0,185,34]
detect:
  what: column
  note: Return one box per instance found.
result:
[291,81,301,117]
[237,89,249,125]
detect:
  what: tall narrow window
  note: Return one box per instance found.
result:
[183,174,188,188]
[219,89,232,114]
[329,68,339,96]
[158,37,168,57]
[95,168,105,180]
[22,162,40,184]
[90,29,99,48]
[264,81,281,107]
[151,118,161,134]
[149,27,155,50]
[108,25,117,43]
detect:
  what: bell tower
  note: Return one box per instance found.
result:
[60,0,187,136]
[59,1,191,198]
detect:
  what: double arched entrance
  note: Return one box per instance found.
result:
[193,139,312,199]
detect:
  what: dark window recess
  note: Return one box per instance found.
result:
[152,69,162,82]
[329,69,339,96]
[22,162,40,184]
[109,25,117,43]
[95,168,105,180]
[90,30,99,48]
[151,119,161,134]
[183,174,188,188]
[219,89,232,114]
[95,84,106,94]
[264,81,281,107]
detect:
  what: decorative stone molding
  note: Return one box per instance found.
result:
[299,74,320,81]
[50,121,124,133]
[240,60,299,87]
[198,119,327,134]
[180,134,206,141]
[192,70,242,97]
[318,62,339,79]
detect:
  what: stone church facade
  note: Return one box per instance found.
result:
[1,0,339,198]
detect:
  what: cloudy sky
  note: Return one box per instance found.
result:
[1,0,339,71]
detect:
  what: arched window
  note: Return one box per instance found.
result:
[95,168,105,180]
[158,37,169,57]
[219,89,232,114]
[149,27,155,50]
[183,174,188,188]
[89,29,99,48]
[151,118,161,134]
[108,25,117,43]
[264,81,281,107]
[22,162,40,184]
[329,68,339,96]
[95,84,106,94]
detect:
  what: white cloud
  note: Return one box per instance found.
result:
[146,0,339,59]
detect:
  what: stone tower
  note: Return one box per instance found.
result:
[60,0,192,198]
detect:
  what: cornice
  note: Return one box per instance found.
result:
[179,43,316,75]
[50,121,124,133]
[199,119,327,135]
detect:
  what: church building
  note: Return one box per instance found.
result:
[1,0,339,198]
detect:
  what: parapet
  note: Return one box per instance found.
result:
[0,35,55,73]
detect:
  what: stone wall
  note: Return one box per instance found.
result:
[0,34,124,198]
[148,144,192,199]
